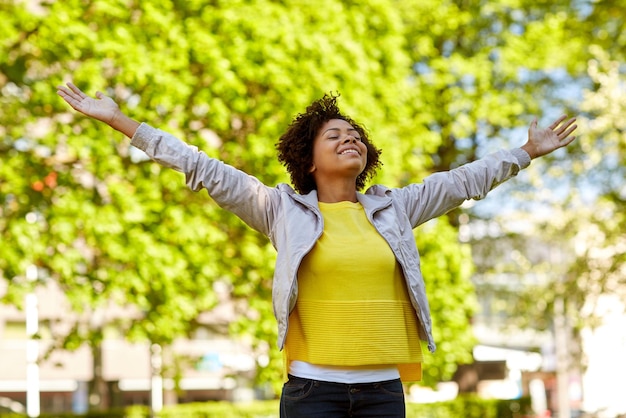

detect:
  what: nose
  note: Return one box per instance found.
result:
[343,135,357,143]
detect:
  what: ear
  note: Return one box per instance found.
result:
[309,163,316,173]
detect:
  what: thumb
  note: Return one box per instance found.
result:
[95,91,104,99]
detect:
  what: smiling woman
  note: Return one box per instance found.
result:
[57,81,576,418]
[276,93,382,196]
[308,119,369,203]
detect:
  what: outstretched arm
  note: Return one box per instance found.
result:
[57,82,140,138]
[521,115,577,159]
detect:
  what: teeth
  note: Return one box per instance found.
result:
[341,149,358,155]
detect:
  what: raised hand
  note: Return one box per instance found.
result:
[57,82,120,124]
[522,115,577,159]
[57,82,140,138]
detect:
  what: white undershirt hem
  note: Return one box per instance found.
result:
[289,360,400,384]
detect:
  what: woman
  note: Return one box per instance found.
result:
[58,82,577,418]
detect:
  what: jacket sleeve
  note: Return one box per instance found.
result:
[130,123,277,236]
[397,148,531,228]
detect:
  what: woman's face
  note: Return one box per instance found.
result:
[310,119,368,182]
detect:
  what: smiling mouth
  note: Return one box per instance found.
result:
[340,149,360,155]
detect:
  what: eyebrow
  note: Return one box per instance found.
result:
[322,127,359,135]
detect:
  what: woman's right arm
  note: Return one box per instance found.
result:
[57,82,277,236]
[131,123,276,235]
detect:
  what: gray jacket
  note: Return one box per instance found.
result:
[131,123,531,353]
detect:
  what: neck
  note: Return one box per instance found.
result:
[316,180,358,203]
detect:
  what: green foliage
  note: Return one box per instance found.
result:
[407,396,533,418]
[416,218,477,386]
[528,50,626,335]
[0,0,424,395]
[476,34,626,362]
[395,0,584,175]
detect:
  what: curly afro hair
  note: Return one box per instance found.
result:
[276,93,382,194]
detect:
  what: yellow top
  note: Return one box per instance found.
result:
[285,201,423,382]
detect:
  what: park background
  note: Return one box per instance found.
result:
[1,0,625,417]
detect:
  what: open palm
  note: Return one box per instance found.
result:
[57,82,119,124]
[525,115,577,158]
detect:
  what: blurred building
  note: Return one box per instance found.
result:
[579,293,626,417]
[0,279,260,414]
[460,220,626,418]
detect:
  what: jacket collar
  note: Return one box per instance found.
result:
[357,190,392,216]
[285,186,320,211]
[281,183,392,214]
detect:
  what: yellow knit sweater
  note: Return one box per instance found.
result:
[285,201,423,382]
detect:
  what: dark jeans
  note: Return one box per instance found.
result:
[280,374,406,418]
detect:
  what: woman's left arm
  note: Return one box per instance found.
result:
[398,115,578,227]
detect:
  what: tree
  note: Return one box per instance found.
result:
[0,0,474,400]
[470,23,626,337]
[392,0,590,385]
[559,49,626,332]
[450,0,626,406]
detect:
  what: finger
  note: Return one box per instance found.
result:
[559,135,576,148]
[529,118,538,130]
[554,117,577,135]
[67,82,86,99]
[57,85,81,101]
[57,87,77,103]
[559,123,578,140]
[57,88,83,109]
[59,95,81,110]
[548,115,568,130]
[56,85,70,96]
